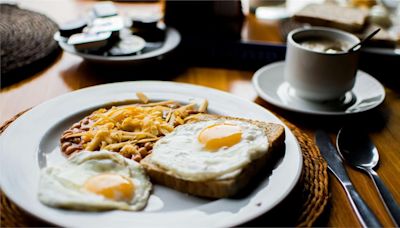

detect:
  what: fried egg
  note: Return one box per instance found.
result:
[148,119,269,181]
[38,151,151,211]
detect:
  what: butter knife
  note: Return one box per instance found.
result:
[315,130,382,228]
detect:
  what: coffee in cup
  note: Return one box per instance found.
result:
[284,27,360,101]
[298,37,351,54]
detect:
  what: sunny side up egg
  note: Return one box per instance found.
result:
[148,119,269,181]
[38,151,151,211]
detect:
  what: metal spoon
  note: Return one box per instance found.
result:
[347,28,381,52]
[336,127,400,226]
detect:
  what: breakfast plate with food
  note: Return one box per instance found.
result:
[0,81,302,227]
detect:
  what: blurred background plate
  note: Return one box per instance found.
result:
[57,27,180,65]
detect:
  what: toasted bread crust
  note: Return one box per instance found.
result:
[140,114,285,198]
[293,4,368,32]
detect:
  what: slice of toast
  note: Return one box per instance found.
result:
[293,4,368,32]
[356,24,399,48]
[140,114,285,198]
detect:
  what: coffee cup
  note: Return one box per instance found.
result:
[284,27,360,101]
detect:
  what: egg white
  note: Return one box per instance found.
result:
[148,120,269,181]
[38,151,151,211]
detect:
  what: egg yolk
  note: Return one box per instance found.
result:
[83,173,134,202]
[198,123,242,151]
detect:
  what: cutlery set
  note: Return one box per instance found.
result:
[316,129,400,227]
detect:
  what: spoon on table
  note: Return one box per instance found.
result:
[336,127,400,226]
[347,28,381,52]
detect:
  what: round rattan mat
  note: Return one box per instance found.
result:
[0,110,329,227]
[0,4,60,85]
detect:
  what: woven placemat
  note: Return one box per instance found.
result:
[0,109,328,227]
[0,4,60,86]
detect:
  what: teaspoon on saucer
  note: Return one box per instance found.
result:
[336,127,400,226]
[347,28,381,52]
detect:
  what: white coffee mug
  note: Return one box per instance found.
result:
[284,27,360,101]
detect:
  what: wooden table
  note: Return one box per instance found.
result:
[1,1,399,227]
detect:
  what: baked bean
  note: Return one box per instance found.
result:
[61,142,72,151]
[132,154,142,162]
[71,123,81,128]
[71,137,81,144]
[65,144,82,155]
[144,142,152,150]
[138,147,147,157]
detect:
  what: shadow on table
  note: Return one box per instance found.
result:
[0,49,61,90]
[254,97,390,134]
[59,59,187,91]
[359,53,400,93]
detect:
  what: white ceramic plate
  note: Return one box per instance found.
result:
[0,81,302,227]
[253,61,386,116]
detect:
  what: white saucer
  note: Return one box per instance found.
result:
[252,61,386,115]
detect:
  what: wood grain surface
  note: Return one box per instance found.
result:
[1,0,399,227]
